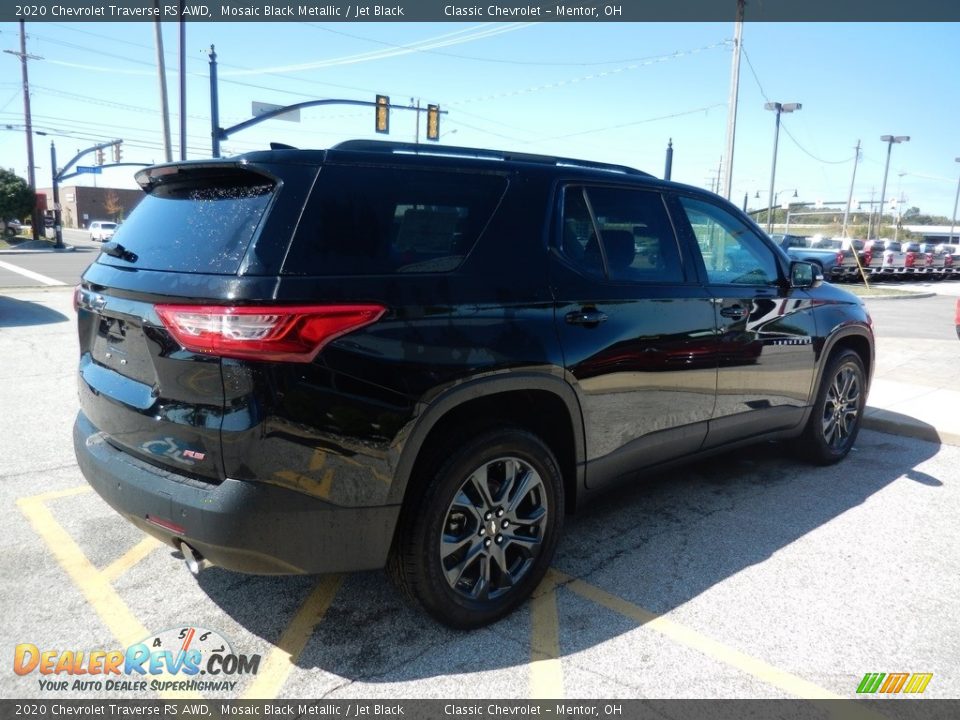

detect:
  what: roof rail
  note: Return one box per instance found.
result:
[331,139,651,178]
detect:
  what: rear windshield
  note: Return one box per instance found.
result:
[283,165,507,276]
[98,170,274,274]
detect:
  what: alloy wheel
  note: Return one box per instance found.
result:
[439,457,548,602]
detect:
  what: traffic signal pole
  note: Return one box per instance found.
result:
[208,50,444,155]
[50,141,63,248]
[48,138,127,248]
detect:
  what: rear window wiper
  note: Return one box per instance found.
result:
[101,241,138,263]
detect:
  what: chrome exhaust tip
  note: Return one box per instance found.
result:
[178,541,204,575]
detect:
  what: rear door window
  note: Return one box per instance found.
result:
[98,169,274,274]
[559,185,685,283]
[283,165,507,275]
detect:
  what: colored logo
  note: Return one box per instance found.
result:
[857,672,933,695]
[13,626,260,693]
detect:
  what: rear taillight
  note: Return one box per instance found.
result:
[836,251,844,266]
[154,304,386,362]
[73,285,82,312]
[904,251,916,268]
[946,255,954,267]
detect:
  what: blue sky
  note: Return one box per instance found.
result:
[2,21,958,218]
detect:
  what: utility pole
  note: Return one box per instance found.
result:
[152,7,172,162]
[721,0,745,200]
[3,21,42,241]
[178,4,187,160]
[841,140,861,238]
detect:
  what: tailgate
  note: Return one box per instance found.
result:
[76,289,225,481]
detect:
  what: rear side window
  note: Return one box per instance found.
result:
[98,170,274,274]
[283,165,507,275]
[560,185,685,283]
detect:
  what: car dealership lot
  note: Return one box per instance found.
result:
[2,286,959,702]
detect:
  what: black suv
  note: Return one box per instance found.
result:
[74,140,873,628]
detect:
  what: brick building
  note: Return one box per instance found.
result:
[36,185,144,230]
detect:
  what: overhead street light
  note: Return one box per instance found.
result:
[876,135,910,237]
[764,102,802,232]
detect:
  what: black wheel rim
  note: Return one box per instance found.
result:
[821,364,861,450]
[439,457,548,602]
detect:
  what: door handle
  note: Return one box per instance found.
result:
[566,309,608,325]
[719,305,748,320]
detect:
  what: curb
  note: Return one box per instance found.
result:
[0,245,77,255]
[858,292,936,301]
[863,408,960,447]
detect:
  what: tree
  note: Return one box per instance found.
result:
[104,190,124,222]
[0,169,35,221]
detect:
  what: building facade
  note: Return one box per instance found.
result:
[36,186,144,229]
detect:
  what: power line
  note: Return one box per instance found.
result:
[741,45,853,166]
[536,103,727,141]
[450,40,731,106]
[311,24,726,68]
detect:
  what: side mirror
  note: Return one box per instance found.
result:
[790,260,823,289]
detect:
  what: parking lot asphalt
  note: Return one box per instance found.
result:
[2,285,958,704]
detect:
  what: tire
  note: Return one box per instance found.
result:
[389,427,564,629]
[795,349,866,465]
[3,227,14,238]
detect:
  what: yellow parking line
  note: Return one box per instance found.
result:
[242,575,343,699]
[529,570,565,699]
[17,493,199,700]
[24,485,92,503]
[555,571,888,719]
[102,536,162,584]
[18,495,150,646]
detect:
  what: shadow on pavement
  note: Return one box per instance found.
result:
[0,294,70,328]
[189,426,942,686]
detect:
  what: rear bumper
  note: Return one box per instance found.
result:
[73,411,400,575]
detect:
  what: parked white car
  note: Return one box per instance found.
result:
[89,221,118,242]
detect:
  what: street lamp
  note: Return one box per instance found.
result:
[764,102,802,232]
[950,158,960,244]
[876,135,909,238]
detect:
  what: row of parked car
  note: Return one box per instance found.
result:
[773,234,959,282]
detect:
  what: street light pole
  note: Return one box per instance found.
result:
[950,157,960,244]
[877,135,909,238]
[764,101,801,233]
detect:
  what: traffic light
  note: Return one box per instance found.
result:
[426,104,440,141]
[96,148,104,165]
[375,95,389,135]
[112,142,122,163]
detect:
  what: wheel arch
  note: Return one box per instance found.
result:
[820,326,874,388]
[388,373,586,515]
